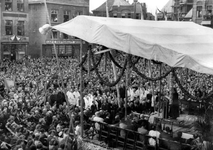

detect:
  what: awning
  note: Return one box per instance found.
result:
[201,20,211,25]
[52,16,213,75]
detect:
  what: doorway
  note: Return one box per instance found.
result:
[11,45,16,61]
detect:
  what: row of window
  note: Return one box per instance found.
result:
[3,44,26,53]
[5,0,24,12]
[51,30,80,40]
[5,20,25,36]
[51,10,82,23]
[196,6,212,18]
[112,13,141,19]
[44,45,79,57]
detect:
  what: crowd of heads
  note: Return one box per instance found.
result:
[0,53,212,150]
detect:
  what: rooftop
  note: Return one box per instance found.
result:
[93,0,130,12]
[161,0,173,13]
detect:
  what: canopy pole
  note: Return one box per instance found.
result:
[80,40,84,137]
[44,0,73,141]
[87,49,91,79]
[106,0,120,107]
[125,55,129,120]
[148,60,154,112]
[106,0,109,17]
[169,71,173,119]
[158,63,162,116]
[44,0,65,90]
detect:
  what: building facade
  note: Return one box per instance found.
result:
[92,0,150,20]
[0,0,29,61]
[192,0,213,27]
[28,0,89,58]
[172,0,193,21]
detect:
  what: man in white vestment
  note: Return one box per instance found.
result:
[73,87,80,107]
[66,88,75,105]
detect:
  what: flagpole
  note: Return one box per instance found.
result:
[80,40,84,138]
[44,0,65,90]
[106,0,121,107]
[44,0,72,137]
[140,3,144,20]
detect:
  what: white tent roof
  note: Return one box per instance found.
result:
[52,16,213,75]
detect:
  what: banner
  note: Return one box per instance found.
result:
[4,79,15,89]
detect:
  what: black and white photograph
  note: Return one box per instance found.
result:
[0,0,213,150]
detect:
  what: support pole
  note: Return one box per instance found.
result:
[87,49,90,79]
[125,55,129,120]
[106,0,120,107]
[111,55,120,107]
[149,60,154,112]
[158,63,162,116]
[169,71,173,119]
[80,40,84,137]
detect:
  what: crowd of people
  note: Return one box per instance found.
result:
[0,53,212,150]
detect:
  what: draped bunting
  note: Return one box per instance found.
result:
[173,69,213,101]
[91,50,128,87]
[79,48,213,101]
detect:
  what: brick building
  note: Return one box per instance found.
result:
[172,0,193,21]
[192,0,213,27]
[28,0,89,58]
[0,0,29,61]
[92,0,150,20]
[158,0,173,20]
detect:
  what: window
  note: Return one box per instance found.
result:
[17,0,24,12]
[76,11,82,16]
[66,45,72,55]
[52,46,58,55]
[113,13,117,18]
[197,6,202,18]
[51,10,58,22]
[59,45,65,55]
[3,45,10,53]
[64,10,70,22]
[136,13,140,19]
[17,21,25,36]
[51,30,57,39]
[127,13,131,18]
[63,34,69,39]
[5,0,12,11]
[207,5,212,15]
[5,20,13,35]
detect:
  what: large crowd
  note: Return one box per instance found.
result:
[0,54,212,150]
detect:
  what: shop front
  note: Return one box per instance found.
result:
[1,43,28,61]
[42,40,87,59]
[1,35,29,61]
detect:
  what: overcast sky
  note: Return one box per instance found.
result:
[90,0,169,14]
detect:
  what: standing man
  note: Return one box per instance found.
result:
[73,87,80,107]
[66,88,75,106]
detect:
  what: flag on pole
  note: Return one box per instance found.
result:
[106,0,109,17]
[155,8,158,21]
[10,35,20,41]
[164,10,168,21]
[157,8,168,21]
[140,3,144,20]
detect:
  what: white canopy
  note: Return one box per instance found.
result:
[52,16,213,75]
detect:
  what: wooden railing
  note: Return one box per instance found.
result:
[88,120,193,150]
